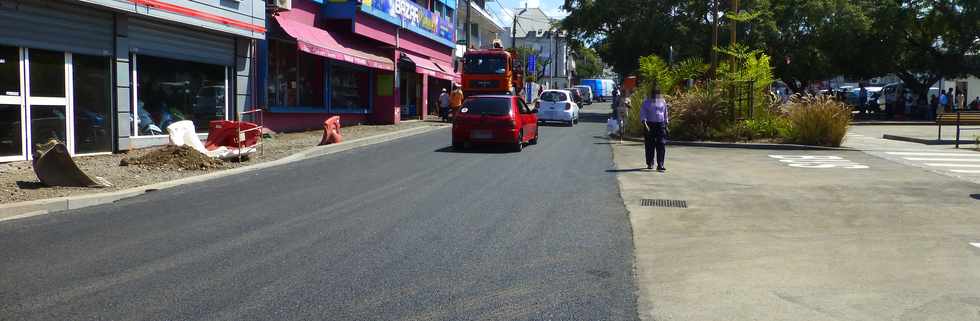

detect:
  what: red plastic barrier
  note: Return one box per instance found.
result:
[205,120,260,151]
[319,116,343,145]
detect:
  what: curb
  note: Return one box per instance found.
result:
[617,136,852,151]
[851,121,935,126]
[882,134,977,146]
[0,124,449,222]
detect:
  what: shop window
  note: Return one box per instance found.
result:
[29,49,65,98]
[29,105,66,155]
[330,62,370,112]
[136,55,226,135]
[0,46,19,96]
[0,105,20,157]
[72,54,112,154]
[267,40,324,108]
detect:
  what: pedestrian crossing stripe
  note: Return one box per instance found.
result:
[924,163,980,168]
[951,169,980,174]
[904,158,980,162]
[885,152,980,157]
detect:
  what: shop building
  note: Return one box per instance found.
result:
[0,0,265,163]
[259,0,458,132]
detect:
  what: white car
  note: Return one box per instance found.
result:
[536,90,580,126]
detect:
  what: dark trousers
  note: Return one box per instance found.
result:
[644,122,667,167]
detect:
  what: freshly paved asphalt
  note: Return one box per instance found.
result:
[0,106,638,321]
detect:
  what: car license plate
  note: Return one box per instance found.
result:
[471,130,492,139]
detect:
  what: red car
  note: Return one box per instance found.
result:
[452,95,539,152]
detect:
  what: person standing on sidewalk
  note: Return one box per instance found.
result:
[640,85,669,171]
[956,90,966,111]
[450,85,464,119]
[438,88,451,122]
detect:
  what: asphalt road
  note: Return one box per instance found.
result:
[0,106,638,321]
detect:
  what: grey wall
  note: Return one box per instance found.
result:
[74,0,266,39]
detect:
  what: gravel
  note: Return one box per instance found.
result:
[0,121,442,204]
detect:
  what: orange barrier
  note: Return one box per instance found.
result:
[319,116,343,145]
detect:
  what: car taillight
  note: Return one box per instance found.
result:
[565,102,571,110]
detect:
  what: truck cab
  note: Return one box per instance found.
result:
[462,48,524,97]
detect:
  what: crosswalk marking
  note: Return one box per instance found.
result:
[885,152,980,157]
[951,169,980,173]
[971,242,980,249]
[904,158,980,162]
[924,163,980,168]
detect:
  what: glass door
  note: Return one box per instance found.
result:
[0,45,25,162]
[25,48,70,159]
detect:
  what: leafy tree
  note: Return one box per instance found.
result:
[573,46,604,78]
[866,0,980,101]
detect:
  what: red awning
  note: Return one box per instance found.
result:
[402,51,457,82]
[275,15,394,71]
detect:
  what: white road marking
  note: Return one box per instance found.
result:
[769,155,869,169]
[970,242,980,249]
[886,152,980,157]
[950,169,980,174]
[924,163,980,168]
[903,158,980,162]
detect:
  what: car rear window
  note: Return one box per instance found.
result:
[462,98,512,116]
[541,91,567,102]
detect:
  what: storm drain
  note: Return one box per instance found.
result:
[640,199,687,208]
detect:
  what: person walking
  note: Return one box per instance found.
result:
[640,86,669,171]
[929,94,938,120]
[438,88,450,122]
[956,90,966,111]
[614,89,630,140]
[450,85,464,118]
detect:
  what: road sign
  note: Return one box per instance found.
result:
[528,55,536,71]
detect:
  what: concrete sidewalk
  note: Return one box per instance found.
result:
[611,141,980,321]
[849,124,980,146]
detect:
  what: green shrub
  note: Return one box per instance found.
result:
[666,85,729,140]
[783,95,852,147]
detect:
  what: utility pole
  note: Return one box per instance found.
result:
[553,28,559,88]
[465,0,471,49]
[710,0,719,78]
[730,0,738,75]
[511,5,527,49]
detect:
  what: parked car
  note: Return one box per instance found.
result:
[535,90,579,126]
[452,95,539,152]
[572,85,594,105]
[566,87,584,105]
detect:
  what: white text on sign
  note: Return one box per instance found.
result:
[769,155,869,169]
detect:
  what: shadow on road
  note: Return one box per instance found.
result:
[434,145,517,154]
[605,168,649,173]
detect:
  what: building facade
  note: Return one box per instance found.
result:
[0,0,265,163]
[259,0,459,132]
[456,0,506,52]
[506,7,571,89]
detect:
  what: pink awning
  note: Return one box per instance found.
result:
[403,51,457,82]
[275,15,394,71]
[431,59,461,83]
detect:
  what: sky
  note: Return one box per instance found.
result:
[490,0,569,27]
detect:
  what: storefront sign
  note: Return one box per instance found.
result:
[361,0,455,47]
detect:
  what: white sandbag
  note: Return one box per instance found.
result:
[166,120,210,155]
[606,117,620,136]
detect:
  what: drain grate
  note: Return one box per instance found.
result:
[640,199,687,208]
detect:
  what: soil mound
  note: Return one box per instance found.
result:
[121,145,224,170]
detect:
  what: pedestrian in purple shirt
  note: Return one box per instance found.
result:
[640,85,669,171]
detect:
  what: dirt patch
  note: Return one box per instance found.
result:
[120,145,225,171]
[1,121,442,204]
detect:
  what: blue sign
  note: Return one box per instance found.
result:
[528,55,537,71]
[361,0,456,48]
